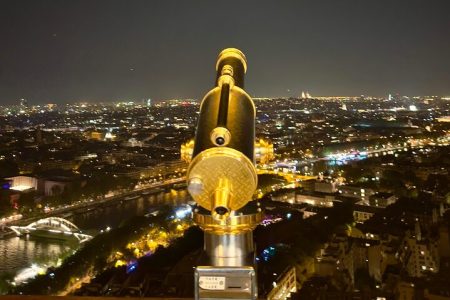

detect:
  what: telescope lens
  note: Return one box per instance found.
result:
[215,137,225,145]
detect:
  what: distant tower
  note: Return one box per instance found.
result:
[146,98,152,107]
[306,91,311,99]
[388,94,393,101]
[301,91,306,99]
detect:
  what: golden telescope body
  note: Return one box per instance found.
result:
[190,48,261,300]
[187,48,258,218]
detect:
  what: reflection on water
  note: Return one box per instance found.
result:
[0,236,71,274]
[297,160,345,175]
[0,189,191,277]
[71,189,190,230]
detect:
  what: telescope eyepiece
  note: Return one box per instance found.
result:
[214,206,229,216]
[215,137,225,146]
[210,127,231,147]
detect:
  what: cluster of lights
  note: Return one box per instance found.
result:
[118,206,194,270]
[258,246,276,262]
[260,216,283,227]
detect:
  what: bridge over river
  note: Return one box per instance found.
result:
[9,217,93,243]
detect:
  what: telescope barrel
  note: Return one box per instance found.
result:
[192,48,255,162]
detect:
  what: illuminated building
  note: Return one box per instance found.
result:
[104,131,116,140]
[409,104,418,111]
[254,138,274,164]
[181,138,274,165]
[314,234,354,285]
[123,137,143,148]
[353,204,383,223]
[266,267,297,300]
[369,192,397,207]
[351,238,385,283]
[88,131,103,140]
[314,180,338,193]
[295,191,334,207]
[18,159,79,173]
[338,186,375,202]
[404,223,440,277]
[42,178,73,196]
[180,139,195,163]
[6,176,38,192]
[437,116,450,122]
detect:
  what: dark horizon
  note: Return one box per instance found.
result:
[1,0,450,105]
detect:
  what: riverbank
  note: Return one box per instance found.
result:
[3,177,185,230]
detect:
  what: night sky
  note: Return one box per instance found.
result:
[1,0,449,104]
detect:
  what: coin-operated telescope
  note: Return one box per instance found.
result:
[187,48,262,300]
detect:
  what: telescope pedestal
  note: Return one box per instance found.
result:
[193,211,262,300]
[204,230,254,267]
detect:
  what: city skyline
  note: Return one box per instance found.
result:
[1,95,449,297]
[1,0,450,105]
[1,1,449,297]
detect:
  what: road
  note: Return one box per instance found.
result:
[2,177,186,228]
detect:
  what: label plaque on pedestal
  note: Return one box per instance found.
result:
[195,266,257,300]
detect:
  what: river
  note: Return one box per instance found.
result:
[0,189,191,281]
